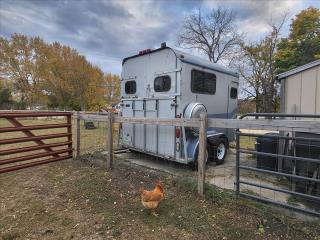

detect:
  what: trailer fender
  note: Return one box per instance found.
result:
[186,131,228,161]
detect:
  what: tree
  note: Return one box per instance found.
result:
[275,7,320,73]
[104,73,121,106]
[0,34,114,111]
[239,17,286,113]
[177,6,241,63]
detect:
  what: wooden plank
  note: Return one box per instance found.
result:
[79,113,320,135]
[114,116,200,127]
[107,112,113,170]
[207,118,320,132]
[79,114,200,127]
[197,113,208,197]
[80,113,320,132]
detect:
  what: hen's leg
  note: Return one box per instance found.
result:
[151,209,159,217]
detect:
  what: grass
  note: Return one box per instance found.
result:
[229,135,256,150]
[1,156,319,240]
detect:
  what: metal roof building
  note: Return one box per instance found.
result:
[276,60,320,114]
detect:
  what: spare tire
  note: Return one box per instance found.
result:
[184,103,207,134]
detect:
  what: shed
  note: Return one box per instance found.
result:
[276,60,320,114]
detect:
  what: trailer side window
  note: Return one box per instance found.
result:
[154,76,171,92]
[230,87,238,99]
[125,81,136,94]
[191,70,216,95]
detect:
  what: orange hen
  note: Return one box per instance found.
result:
[140,180,165,216]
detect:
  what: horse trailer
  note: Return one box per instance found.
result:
[120,43,239,166]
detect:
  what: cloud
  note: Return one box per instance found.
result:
[0,0,315,73]
[202,0,308,41]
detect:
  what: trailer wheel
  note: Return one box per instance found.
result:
[214,138,227,165]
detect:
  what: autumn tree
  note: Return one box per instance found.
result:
[0,34,48,107]
[104,73,120,106]
[275,7,320,73]
[177,6,241,63]
[0,34,116,111]
[239,17,286,113]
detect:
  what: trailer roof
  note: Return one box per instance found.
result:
[122,46,239,78]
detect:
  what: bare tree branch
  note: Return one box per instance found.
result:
[177,6,241,63]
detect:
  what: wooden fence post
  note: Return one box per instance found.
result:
[198,113,208,197]
[76,112,80,158]
[107,112,113,170]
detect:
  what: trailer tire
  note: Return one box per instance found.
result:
[192,147,209,171]
[214,138,227,165]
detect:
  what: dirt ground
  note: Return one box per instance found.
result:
[1,156,320,240]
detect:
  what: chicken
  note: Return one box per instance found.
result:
[139,180,165,216]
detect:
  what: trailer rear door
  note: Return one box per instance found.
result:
[122,98,176,158]
[157,99,175,157]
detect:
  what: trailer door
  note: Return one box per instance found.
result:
[133,100,145,149]
[157,98,175,157]
[145,100,157,153]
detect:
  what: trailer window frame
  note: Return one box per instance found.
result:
[125,81,136,94]
[230,87,238,99]
[154,75,171,92]
[191,69,216,95]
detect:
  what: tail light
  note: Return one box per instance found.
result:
[175,128,181,138]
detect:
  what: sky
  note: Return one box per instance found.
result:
[0,0,319,74]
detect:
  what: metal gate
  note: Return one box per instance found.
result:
[235,113,320,217]
[0,111,73,174]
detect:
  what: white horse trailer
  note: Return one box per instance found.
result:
[120,43,239,166]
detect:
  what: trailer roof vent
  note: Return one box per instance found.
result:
[139,49,151,55]
[161,42,166,48]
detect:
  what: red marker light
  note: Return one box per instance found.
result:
[175,128,181,138]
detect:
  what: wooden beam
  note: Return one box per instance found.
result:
[79,113,320,132]
[207,118,320,133]
[197,113,208,197]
